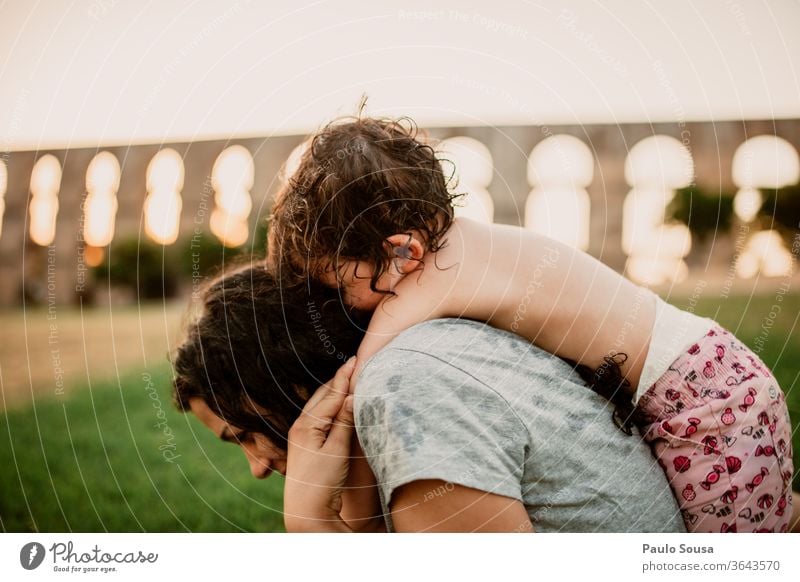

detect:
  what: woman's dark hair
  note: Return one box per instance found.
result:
[171,262,368,447]
[269,113,462,291]
[570,354,643,435]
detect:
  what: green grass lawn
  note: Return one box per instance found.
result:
[1,292,798,532]
[0,365,285,532]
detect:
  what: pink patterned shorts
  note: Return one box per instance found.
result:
[637,325,794,533]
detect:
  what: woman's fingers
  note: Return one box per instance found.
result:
[302,357,356,412]
[324,395,355,453]
[284,359,358,533]
[329,356,356,395]
[292,357,356,443]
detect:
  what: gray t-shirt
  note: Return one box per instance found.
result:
[354,319,685,532]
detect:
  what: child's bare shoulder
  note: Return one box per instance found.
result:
[440,217,495,254]
[445,218,536,259]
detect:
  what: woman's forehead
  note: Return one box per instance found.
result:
[189,397,228,435]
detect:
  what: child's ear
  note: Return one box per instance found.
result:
[385,233,424,274]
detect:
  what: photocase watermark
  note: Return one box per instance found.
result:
[76,198,88,294]
[735,149,759,191]
[448,75,557,141]
[530,485,570,524]
[307,300,349,362]
[611,284,651,353]
[87,0,120,21]
[684,278,708,315]
[725,0,752,38]
[330,139,367,164]
[721,223,750,299]
[397,9,530,39]
[20,539,159,573]
[652,59,692,151]
[143,372,181,463]
[751,230,799,355]
[449,10,529,39]
[190,175,214,301]
[421,462,484,503]
[20,542,46,570]
[510,517,534,532]
[23,540,159,574]
[139,1,252,119]
[647,277,709,382]
[46,243,65,396]
[557,9,628,78]
[396,9,445,21]
[280,139,371,237]
[422,481,455,502]
[510,245,560,333]
[1,87,29,165]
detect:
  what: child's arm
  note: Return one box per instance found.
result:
[443,219,656,392]
[353,277,447,381]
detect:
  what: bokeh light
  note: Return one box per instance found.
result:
[439,136,494,223]
[732,135,800,190]
[210,146,254,247]
[731,136,798,277]
[144,149,184,245]
[732,187,762,223]
[280,141,309,185]
[83,152,121,247]
[0,159,7,239]
[29,154,62,246]
[623,136,693,285]
[736,230,794,279]
[732,136,799,222]
[525,135,593,250]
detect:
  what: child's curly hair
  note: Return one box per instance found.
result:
[269,113,462,292]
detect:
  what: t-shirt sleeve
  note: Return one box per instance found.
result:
[354,347,527,511]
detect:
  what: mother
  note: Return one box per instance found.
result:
[172,263,384,532]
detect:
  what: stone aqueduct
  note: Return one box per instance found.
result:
[1,118,798,307]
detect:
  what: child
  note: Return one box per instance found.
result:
[269,115,794,533]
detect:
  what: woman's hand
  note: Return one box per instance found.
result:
[284,357,357,532]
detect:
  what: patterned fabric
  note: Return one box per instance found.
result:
[638,325,794,533]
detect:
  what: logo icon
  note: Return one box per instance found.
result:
[20,542,46,570]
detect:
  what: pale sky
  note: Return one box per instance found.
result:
[1,0,798,150]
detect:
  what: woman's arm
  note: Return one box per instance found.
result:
[354,276,448,382]
[284,359,360,532]
[390,480,533,532]
[339,441,386,532]
[283,358,385,533]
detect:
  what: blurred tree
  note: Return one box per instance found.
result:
[175,220,268,280]
[177,231,237,280]
[95,237,180,300]
[668,185,734,243]
[94,221,270,302]
[253,219,268,257]
[758,184,800,247]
